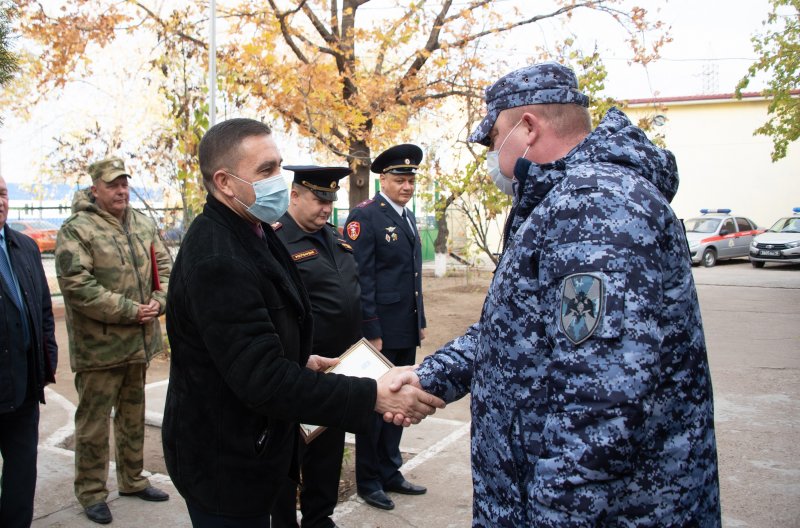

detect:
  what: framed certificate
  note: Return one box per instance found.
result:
[300,338,394,443]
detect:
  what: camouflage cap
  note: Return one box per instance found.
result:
[87,157,131,183]
[468,62,590,146]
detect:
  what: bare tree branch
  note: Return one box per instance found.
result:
[130,1,207,48]
[266,0,310,64]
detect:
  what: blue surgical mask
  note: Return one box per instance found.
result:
[487,119,529,196]
[228,172,289,224]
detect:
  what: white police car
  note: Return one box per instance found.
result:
[684,209,762,267]
[749,208,800,268]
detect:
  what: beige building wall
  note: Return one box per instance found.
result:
[624,94,800,228]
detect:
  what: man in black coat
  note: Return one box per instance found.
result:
[162,119,444,528]
[0,175,58,528]
[343,144,427,511]
[271,165,361,528]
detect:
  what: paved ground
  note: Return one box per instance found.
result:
[6,258,799,527]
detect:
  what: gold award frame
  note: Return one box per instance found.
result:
[300,338,394,443]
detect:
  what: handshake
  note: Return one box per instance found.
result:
[375,366,443,427]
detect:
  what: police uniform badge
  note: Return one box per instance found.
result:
[347,221,360,240]
[559,273,603,345]
[385,226,398,243]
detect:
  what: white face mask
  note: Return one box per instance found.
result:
[486,151,515,195]
[487,119,530,196]
[229,172,289,223]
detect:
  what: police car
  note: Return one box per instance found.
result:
[684,209,761,267]
[748,208,800,268]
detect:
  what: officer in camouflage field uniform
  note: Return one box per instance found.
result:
[56,157,172,524]
[389,63,721,526]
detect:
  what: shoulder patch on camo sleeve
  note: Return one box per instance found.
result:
[559,273,604,345]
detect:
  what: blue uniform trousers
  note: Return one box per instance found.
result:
[355,346,416,494]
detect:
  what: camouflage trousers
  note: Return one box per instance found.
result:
[74,363,149,507]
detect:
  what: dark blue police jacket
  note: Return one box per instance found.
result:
[344,193,425,350]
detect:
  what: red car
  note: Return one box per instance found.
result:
[8,220,59,253]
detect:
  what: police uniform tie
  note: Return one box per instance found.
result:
[401,209,415,237]
[0,232,24,310]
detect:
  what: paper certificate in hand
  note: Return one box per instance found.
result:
[300,338,393,443]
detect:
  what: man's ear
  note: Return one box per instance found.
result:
[213,170,234,198]
[521,112,541,147]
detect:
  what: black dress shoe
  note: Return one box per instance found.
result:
[384,478,427,495]
[119,485,170,502]
[85,502,113,524]
[358,489,395,510]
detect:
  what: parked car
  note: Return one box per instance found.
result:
[684,209,762,267]
[7,219,60,253]
[748,208,800,268]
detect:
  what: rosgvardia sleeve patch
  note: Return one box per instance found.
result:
[560,273,603,344]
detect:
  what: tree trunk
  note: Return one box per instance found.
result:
[433,195,452,277]
[348,138,371,206]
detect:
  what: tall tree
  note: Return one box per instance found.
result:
[737,0,800,162]
[13,0,668,206]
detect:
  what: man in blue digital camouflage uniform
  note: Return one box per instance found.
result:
[387,63,721,526]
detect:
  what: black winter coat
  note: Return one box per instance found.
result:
[0,225,57,413]
[162,195,377,517]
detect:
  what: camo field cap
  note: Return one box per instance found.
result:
[468,62,590,146]
[87,157,131,183]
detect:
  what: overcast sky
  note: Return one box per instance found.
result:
[0,0,773,184]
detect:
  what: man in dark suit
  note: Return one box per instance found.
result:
[162,120,443,528]
[344,144,427,511]
[0,175,58,528]
[271,165,361,528]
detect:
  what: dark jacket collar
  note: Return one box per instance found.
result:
[373,193,415,240]
[2,224,20,248]
[203,194,310,317]
[277,212,319,244]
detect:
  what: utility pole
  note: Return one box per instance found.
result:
[209,0,217,126]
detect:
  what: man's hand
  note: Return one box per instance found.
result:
[368,337,383,352]
[374,367,444,427]
[306,355,339,373]
[137,299,160,324]
[420,327,426,341]
[381,367,424,426]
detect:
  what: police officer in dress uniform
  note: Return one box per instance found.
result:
[344,144,427,511]
[270,165,361,528]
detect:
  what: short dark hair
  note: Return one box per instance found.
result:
[199,118,272,193]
